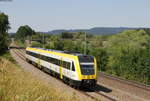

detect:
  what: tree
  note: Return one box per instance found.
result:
[89,48,108,71]
[62,40,76,51]
[104,30,150,84]
[0,12,10,52]
[15,25,35,41]
[61,32,73,39]
[143,28,150,36]
[31,41,42,47]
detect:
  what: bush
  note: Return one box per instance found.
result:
[31,41,42,47]
[104,30,150,84]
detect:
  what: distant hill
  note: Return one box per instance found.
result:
[47,27,140,35]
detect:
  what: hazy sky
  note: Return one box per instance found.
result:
[0,0,150,32]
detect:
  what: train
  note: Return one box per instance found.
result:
[25,47,97,87]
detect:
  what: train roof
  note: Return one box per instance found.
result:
[27,47,84,56]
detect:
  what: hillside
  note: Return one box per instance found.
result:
[47,27,140,35]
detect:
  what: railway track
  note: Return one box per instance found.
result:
[11,47,119,101]
[99,72,150,91]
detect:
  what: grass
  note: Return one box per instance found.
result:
[0,50,16,63]
[15,40,26,48]
[0,58,79,101]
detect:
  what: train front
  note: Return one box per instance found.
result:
[78,55,97,87]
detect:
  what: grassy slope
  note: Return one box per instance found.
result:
[14,40,26,48]
[0,51,16,63]
[0,56,79,101]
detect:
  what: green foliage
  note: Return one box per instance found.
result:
[0,12,10,53]
[0,13,10,33]
[53,41,64,50]
[31,41,42,47]
[61,32,73,39]
[104,30,150,84]
[0,51,16,63]
[89,48,108,71]
[73,32,85,40]
[143,28,150,36]
[62,40,76,51]
[15,40,26,48]
[15,25,35,42]
[45,42,55,49]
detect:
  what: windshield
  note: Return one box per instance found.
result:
[80,65,95,75]
[80,65,94,69]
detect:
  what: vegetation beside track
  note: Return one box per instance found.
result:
[0,58,79,101]
[14,40,26,48]
[0,51,16,63]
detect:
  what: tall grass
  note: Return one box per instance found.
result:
[14,40,26,48]
[0,58,79,101]
[0,51,16,63]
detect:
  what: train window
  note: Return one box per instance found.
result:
[56,59,60,66]
[72,62,75,71]
[30,52,33,56]
[65,62,68,69]
[62,61,70,69]
[26,51,38,58]
[51,57,55,64]
[26,51,29,54]
[36,54,38,58]
[33,52,38,58]
[37,54,40,58]
[46,56,49,62]
[54,59,57,65]
[67,62,70,69]
[40,55,51,63]
[78,55,94,62]
[54,58,57,65]
[29,52,31,55]
[56,59,58,65]
[62,61,66,68]
[80,65,94,69]
[48,57,58,66]
[41,55,44,60]
[32,52,35,57]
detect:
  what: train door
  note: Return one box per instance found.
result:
[70,61,75,80]
[37,54,41,69]
[69,61,73,79]
[60,58,63,79]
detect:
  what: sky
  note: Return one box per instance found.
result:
[0,0,150,32]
